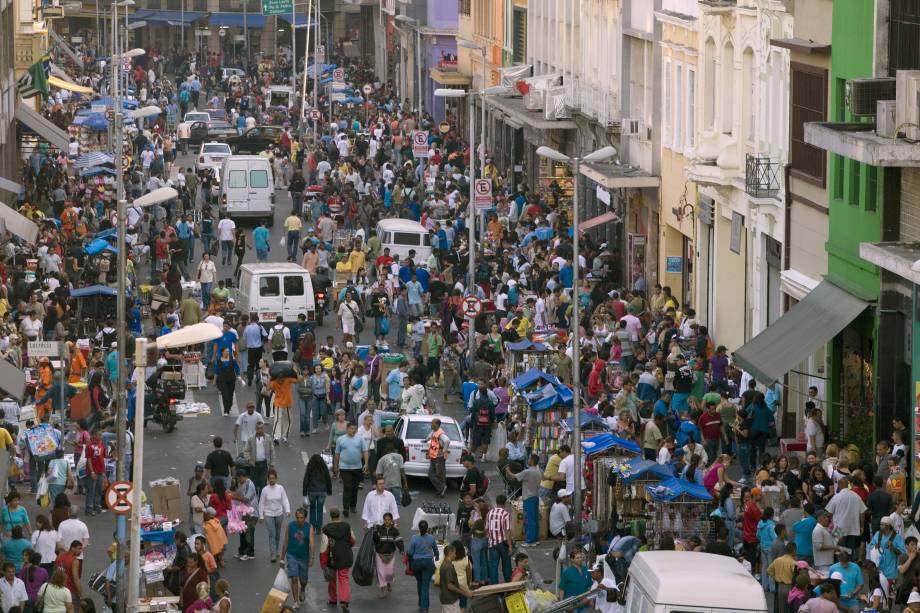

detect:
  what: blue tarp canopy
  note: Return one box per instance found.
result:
[129,8,206,25]
[562,411,610,432]
[94,228,117,239]
[616,458,674,484]
[208,12,266,27]
[581,432,642,456]
[527,383,574,411]
[79,113,109,131]
[645,477,713,502]
[84,238,117,256]
[79,167,117,178]
[277,13,314,26]
[91,98,139,110]
[73,152,114,169]
[511,368,560,391]
[71,285,118,298]
[505,339,551,352]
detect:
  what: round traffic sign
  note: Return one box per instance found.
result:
[218,27,226,37]
[333,68,345,81]
[413,131,428,147]
[309,109,321,121]
[105,480,134,515]
[462,296,482,318]
[106,109,115,122]
[439,122,450,134]
[362,84,373,95]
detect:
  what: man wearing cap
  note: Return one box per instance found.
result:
[812,511,839,573]
[549,490,572,539]
[908,590,920,612]
[828,550,863,610]
[799,583,843,613]
[869,515,905,582]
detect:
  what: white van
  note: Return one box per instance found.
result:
[375,218,433,264]
[219,156,275,226]
[236,263,317,327]
[622,551,768,613]
[266,85,295,109]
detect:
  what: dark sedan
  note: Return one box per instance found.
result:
[225,126,284,154]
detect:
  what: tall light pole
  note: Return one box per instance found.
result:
[535,144,617,538]
[394,15,422,114]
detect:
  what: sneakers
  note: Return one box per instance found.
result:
[311,428,318,434]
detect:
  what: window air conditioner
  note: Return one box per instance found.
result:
[896,70,920,140]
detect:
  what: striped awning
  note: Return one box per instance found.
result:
[73,151,115,168]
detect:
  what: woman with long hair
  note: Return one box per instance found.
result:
[469,499,490,584]
[302,453,333,533]
[179,554,209,611]
[214,347,241,417]
[208,480,233,528]
[717,483,737,550]
[31,514,59,572]
[372,512,404,595]
[406,520,439,613]
[233,227,249,278]
[18,550,48,604]
[254,359,273,418]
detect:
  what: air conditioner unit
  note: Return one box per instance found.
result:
[544,86,570,120]
[877,99,897,138]
[845,77,896,116]
[623,118,648,141]
[896,70,920,140]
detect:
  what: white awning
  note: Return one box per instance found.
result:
[0,201,40,243]
[15,103,70,151]
[0,177,22,195]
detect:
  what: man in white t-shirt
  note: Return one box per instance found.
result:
[234,401,264,449]
[217,216,236,265]
[824,477,867,556]
[805,406,825,454]
[557,452,585,492]
[549,490,572,537]
[57,508,90,559]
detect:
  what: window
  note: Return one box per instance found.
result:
[250,169,269,188]
[889,0,920,75]
[833,155,844,199]
[283,275,304,296]
[460,0,470,16]
[512,7,527,64]
[704,38,716,130]
[393,231,421,245]
[721,42,734,135]
[405,420,462,442]
[687,68,696,148]
[227,170,246,188]
[744,48,756,143]
[730,212,744,254]
[849,161,861,206]
[674,63,683,149]
[867,166,879,211]
[789,63,827,185]
[259,276,280,297]
[663,59,672,146]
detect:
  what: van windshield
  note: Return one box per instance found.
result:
[250,169,269,188]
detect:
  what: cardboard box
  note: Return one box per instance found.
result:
[149,482,182,522]
[510,499,549,542]
[260,588,289,613]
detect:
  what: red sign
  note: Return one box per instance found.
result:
[462,296,482,318]
[105,480,133,515]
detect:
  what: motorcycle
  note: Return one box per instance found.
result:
[144,364,185,433]
[314,290,326,325]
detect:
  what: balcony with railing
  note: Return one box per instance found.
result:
[745,154,781,199]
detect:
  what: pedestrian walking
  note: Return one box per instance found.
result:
[321,508,356,612]
[407,520,439,613]
[280,507,313,607]
[258,469,291,563]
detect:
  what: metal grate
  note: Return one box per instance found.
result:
[745,154,781,199]
[890,0,920,75]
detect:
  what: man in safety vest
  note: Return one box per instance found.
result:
[426,418,451,498]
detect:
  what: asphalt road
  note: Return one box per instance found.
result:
[48,149,559,611]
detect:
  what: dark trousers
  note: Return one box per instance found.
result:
[238,519,256,556]
[428,456,446,494]
[487,541,512,585]
[253,460,268,495]
[217,379,235,415]
[643,448,657,461]
[246,348,263,382]
[340,468,362,511]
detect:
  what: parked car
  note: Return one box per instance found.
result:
[225,126,284,154]
[194,142,232,175]
[221,67,246,82]
[205,120,237,140]
[394,414,467,484]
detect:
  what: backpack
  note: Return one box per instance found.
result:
[270,326,286,350]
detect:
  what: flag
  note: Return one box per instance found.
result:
[17,55,51,99]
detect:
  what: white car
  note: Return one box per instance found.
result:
[394,414,467,481]
[195,142,232,174]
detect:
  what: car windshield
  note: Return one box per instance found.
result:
[405,420,462,443]
[185,113,209,122]
[202,144,230,154]
[210,121,232,129]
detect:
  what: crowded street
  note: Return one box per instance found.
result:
[2,1,920,613]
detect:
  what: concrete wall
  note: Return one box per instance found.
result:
[788,202,829,283]
[713,209,747,350]
[901,168,920,243]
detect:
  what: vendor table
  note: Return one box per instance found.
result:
[411,507,455,541]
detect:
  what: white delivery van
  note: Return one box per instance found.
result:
[622,551,767,613]
[219,155,275,226]
[266,85,295,109]
[375,218,433,264]
[236,263,317,327]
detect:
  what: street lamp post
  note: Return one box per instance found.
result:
[535,144,617,539]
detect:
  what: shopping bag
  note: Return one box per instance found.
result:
[404,553,414,576]
[485,424,508,463]
[351,529,376,587]
[271,567,291,593]
[401,489,412,507]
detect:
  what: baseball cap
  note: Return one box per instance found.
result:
[881,516,894,526]
[558,489,572,498]
[830,572,844,581]
[909,591,920,605]
[194,462,205,471]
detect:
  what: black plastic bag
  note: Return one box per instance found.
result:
[352,529,376,587]
[401,489,412,507]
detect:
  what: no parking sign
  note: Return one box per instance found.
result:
[412,131,429,158]
[473,179,493,210]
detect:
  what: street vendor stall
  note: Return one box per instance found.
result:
[505,339,555,378]
[610,458,673,526]
[645,477,713,547]
[580,433,641,529]
[514,369,574,464]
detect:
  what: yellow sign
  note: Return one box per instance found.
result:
[505,591,531,613]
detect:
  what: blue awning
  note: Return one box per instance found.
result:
[84,238,117,256]
[208,12,266,28]
[277,13,314,26]
[511,368,560,391]
[581,433,642,456]
[563,411,609,431]
[505,339,551,352]
[615,458,674,484]
[645,477,713,502]
[71,285,118,298]
[73,151,114,169]
[129,9,206,25]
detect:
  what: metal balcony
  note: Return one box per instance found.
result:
[745,154,781,199]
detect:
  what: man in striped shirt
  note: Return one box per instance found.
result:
[485,494,514,584]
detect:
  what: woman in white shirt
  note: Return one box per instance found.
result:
[357,414,378,477]
[258,469,291,563]
[30,515,59,568]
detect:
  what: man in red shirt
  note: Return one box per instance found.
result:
[84,430,107,516]
[697,401,723,462]
[55,540,83,604]
[742,487,763,570]
[375,247,394,271]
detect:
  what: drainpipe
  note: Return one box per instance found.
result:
[782,162,792,437]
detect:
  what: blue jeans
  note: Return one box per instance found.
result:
[304,493,325,533]
[256,248,268,261]
[470,536,489,583]
[220,240,233,262]
[396,316,408,347]
[292,193,303,216]
[202,234,212,256]
[410,557,435,611]
[265,514,284,558]
[85,473,105,512]
[201,282,213,310]
[309,396,327,428]
[523,496,539,544]
[488,542,512,585]
[287,231,300,260]
[299,395,311,434]
[737,441,752,479]
[386,486,402,507]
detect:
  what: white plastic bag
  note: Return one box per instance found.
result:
[36,475,49,497]
[271,567,291,593]
[280,236,286,247]
[485,424,508,463]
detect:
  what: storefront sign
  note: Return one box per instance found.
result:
[665,256,682,274]
[261,0,293,16]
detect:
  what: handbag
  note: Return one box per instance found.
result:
[401,489,412,507]
[34,584,47,613]
[403,552,413,576]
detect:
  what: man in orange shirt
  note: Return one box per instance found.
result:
[268,373,297,444]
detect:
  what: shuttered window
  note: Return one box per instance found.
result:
[790,62,827,186]
[460,0,471,16]
[513,7,526,64]
[890,0,920,74]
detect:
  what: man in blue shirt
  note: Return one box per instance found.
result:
[558,262,574,289]
[675,414,700,448]
[243,316,267,383]
[828,550,863,610]
[791,505,818,564]
[652,390,674,436]
[210,321,238,363]
[385,363,408,403]
[176,213,194,263]
[435,222,448,252]
[333,423,368,517]
[406,272,424,317]
[253,221,271,261]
